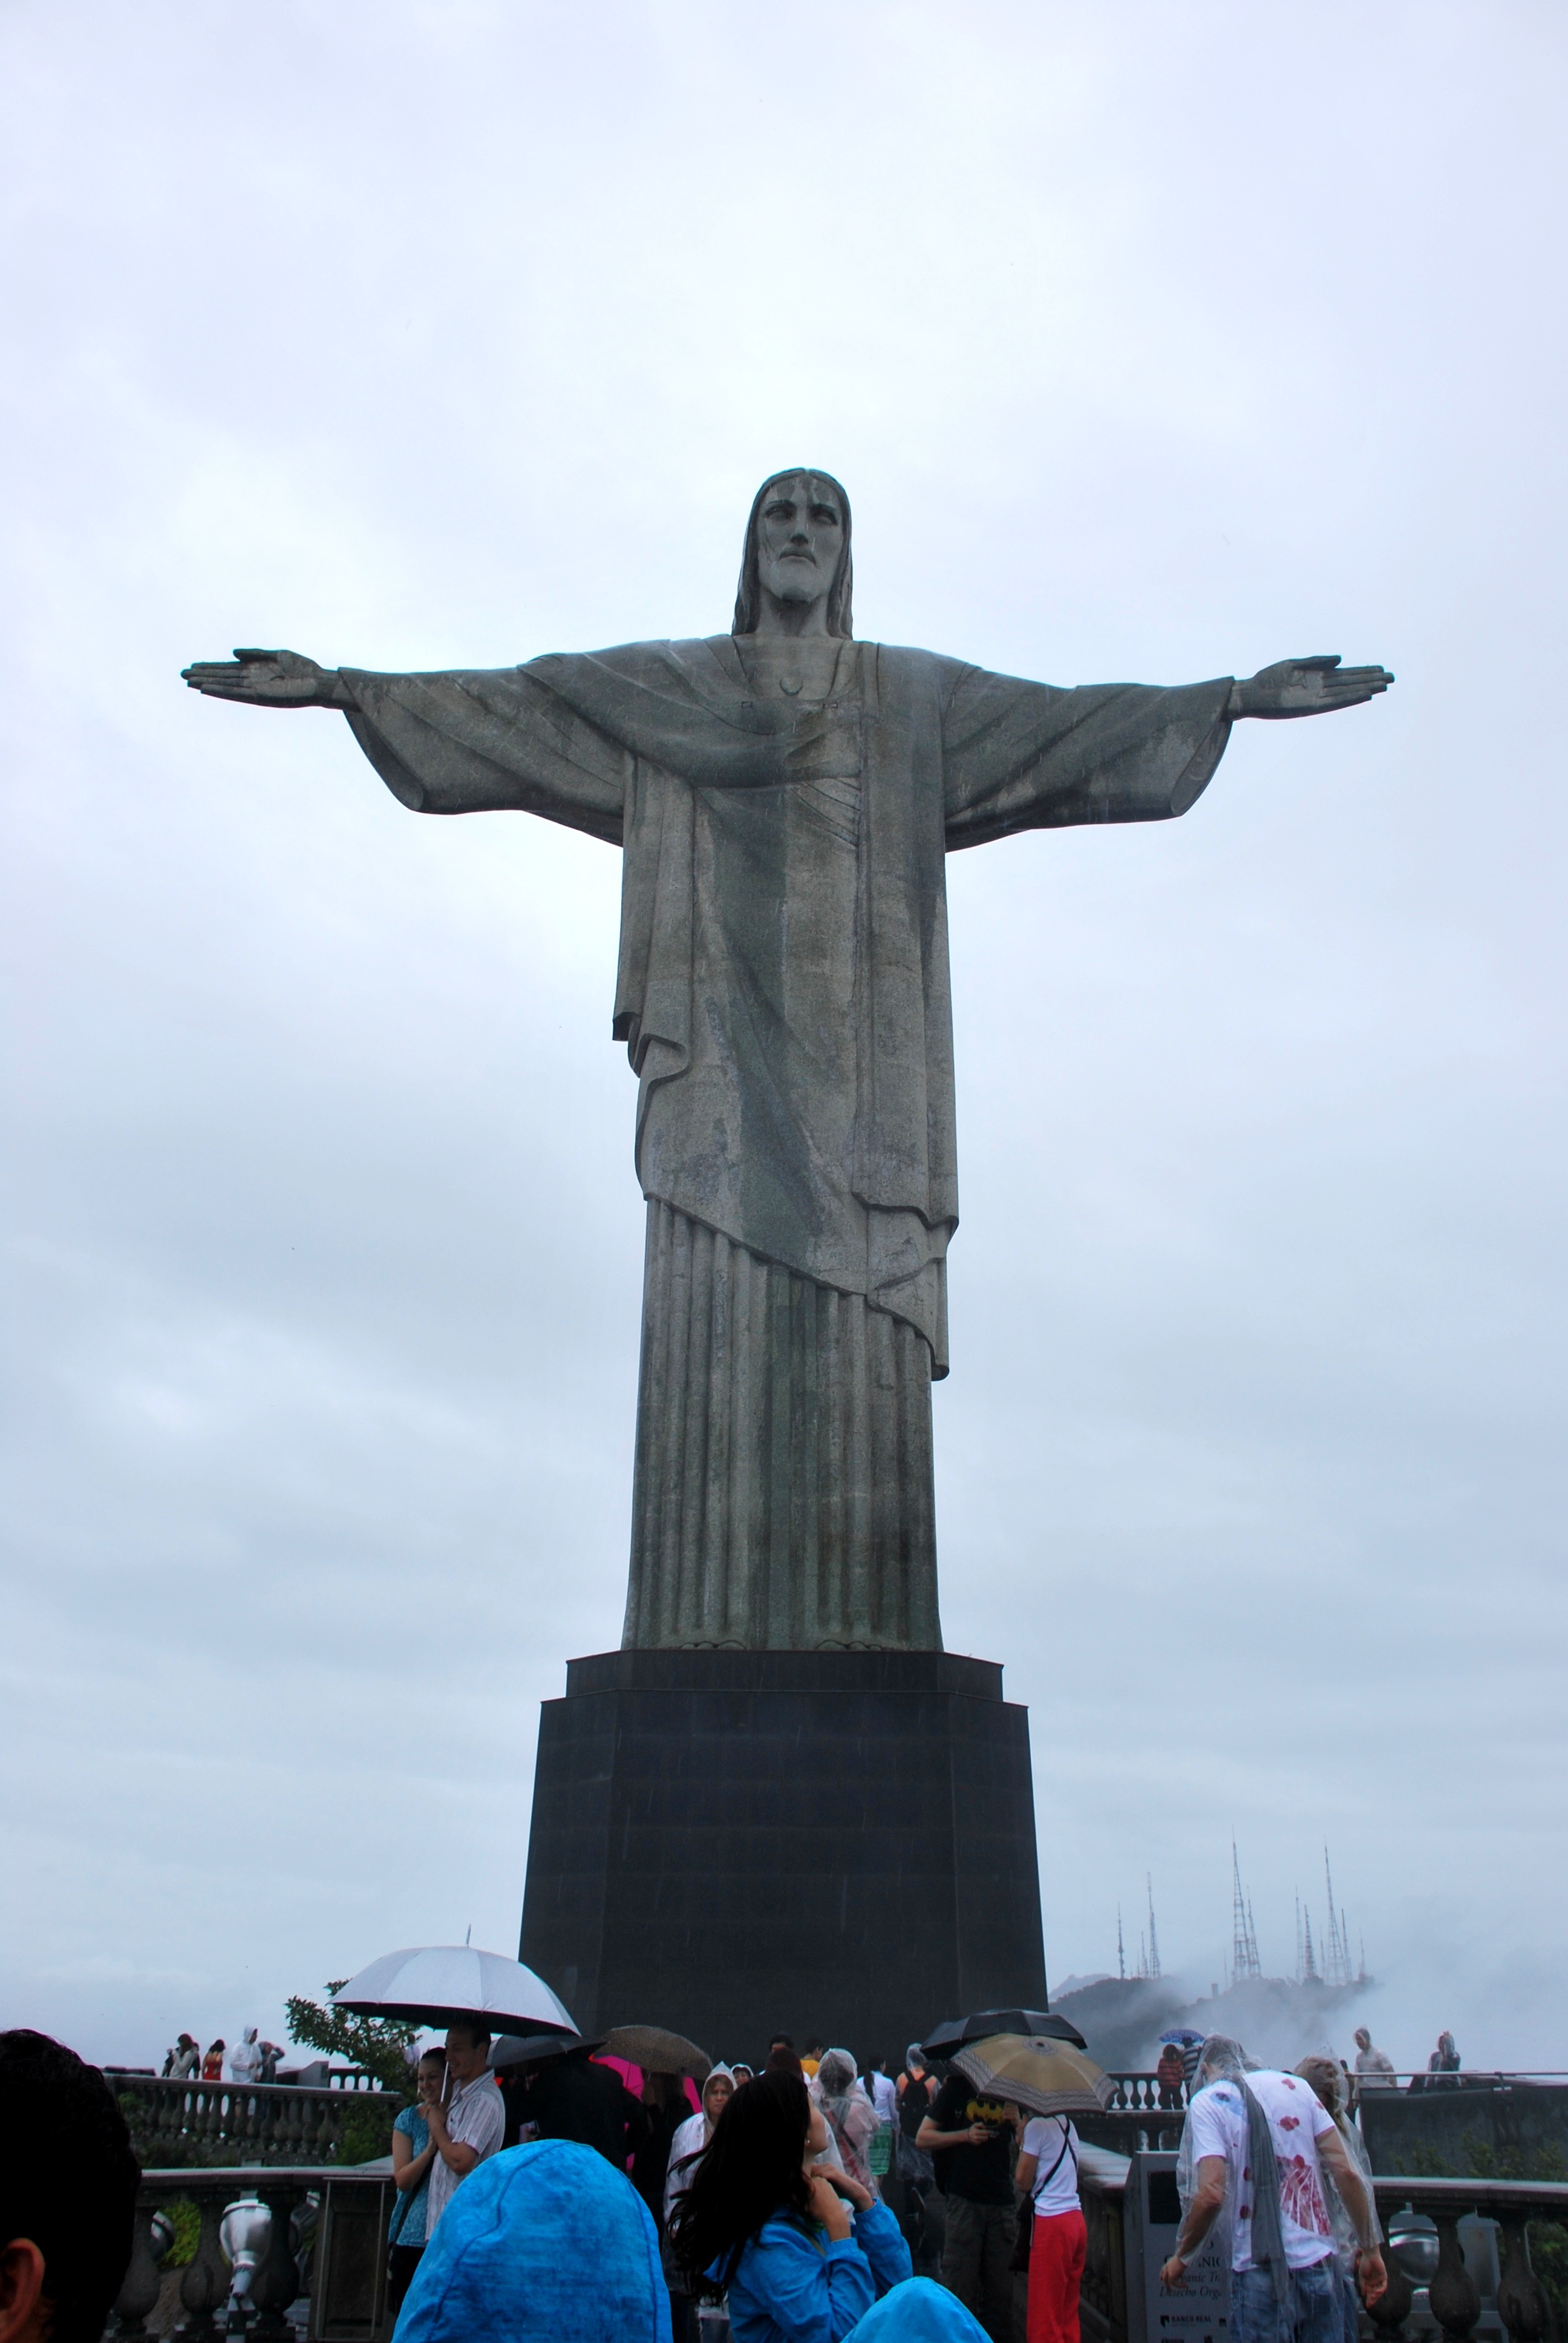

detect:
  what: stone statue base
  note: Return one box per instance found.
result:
[517,1648,1047,2057]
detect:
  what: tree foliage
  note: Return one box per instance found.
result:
[284,1981,417,2097]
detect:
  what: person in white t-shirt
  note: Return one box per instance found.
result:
[1013,2111,1082,2343]
[863,2057,899,2128]
[1161,2037,1385,2343]
[1351,2030,1396,2098]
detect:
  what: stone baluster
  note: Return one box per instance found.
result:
[1428,2213,1482,2343]
[1494,2215,1551,2343]
[1367,2239,1414,2343]
[247,2185,302,2343]
[175,2189,231,2340]
[110,2201,165,2338]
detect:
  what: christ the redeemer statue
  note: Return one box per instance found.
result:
[185,470,1390,1655]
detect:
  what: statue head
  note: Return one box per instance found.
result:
[732,468,854,637]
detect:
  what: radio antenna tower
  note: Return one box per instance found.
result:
[1322,1847,1351,1987]
[1230,1838,1262,1982]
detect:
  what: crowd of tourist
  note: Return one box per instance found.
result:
[1,2016,1454,2343]
[158,2029,284,2083]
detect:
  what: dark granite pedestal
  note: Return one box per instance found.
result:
[518,1649,1047,2057]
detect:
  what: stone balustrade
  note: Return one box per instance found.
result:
[1081,2073,1191,2156]
[1368,2177,1567,2343]
[113,2080,400,2171]
[107,2164,394,2342]
[1102,2073,1191,2111]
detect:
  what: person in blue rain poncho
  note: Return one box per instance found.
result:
[668,2069,987,2343]
[393,2135,671,2342]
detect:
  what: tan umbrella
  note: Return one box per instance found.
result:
[951,2034,1115,2119]
[600,2024,712,2080]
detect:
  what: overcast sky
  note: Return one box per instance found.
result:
[3,0,1565,2074]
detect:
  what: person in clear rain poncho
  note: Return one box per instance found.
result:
[815,2052,884,2198]
[1168,2036,1385,2343]
[1295,2057,1384,2343]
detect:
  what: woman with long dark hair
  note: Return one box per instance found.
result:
[669,2071,982,2341]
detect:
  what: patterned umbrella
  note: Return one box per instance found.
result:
[950,2034,1115,2119]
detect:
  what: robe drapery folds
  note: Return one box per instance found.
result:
[342,638,1232,1650]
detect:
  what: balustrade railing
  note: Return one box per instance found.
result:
[113,2080,401,2170]
[108,2164,394,2342]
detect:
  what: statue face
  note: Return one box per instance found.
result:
[754,474,844,614]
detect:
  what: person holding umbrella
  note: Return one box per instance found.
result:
[425,2022,505,2233]
[915,2073,1021,2339]
[927,2032,1113,2343]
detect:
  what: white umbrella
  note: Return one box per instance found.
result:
[333,1946,578,2036]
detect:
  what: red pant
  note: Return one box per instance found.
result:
[1027,2207,1087,2343]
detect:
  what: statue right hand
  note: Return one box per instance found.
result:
[181,648,348,707]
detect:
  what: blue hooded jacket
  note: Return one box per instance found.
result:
[393,2137,671,2343]
[721,2196,983,2342]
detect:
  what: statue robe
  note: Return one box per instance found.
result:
[340,637,1233,1650]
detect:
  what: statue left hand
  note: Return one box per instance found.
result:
[1229,656,1393,719]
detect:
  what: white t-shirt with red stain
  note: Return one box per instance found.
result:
[1186,2070,1336,2273]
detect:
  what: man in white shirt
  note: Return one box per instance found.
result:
[1161,2037,1385,2343]
[425,2022,506,2233]
[1353,2030,1396,2093]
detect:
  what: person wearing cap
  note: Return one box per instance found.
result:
[425,2022,505,2233]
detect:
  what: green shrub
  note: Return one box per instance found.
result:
[286,1984,415,2097]
[336,2104,397,2165]
[156,2198,201,2270]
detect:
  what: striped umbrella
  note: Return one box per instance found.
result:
[950,2034,1115,2119]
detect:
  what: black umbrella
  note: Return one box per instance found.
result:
[488,2033,600,2070]
[920,2008,1088,2059]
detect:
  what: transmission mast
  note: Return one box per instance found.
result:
[1230,1838,1262,1982]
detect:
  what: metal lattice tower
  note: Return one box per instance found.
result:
[1230,1838,1263,1982]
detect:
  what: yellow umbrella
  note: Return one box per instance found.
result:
[951,2034,1114,2119]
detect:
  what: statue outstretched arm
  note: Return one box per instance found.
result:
[1227,655,1393,719]
[181,649,350,706]
[181,647,628,843]
[940,650,1393,851]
